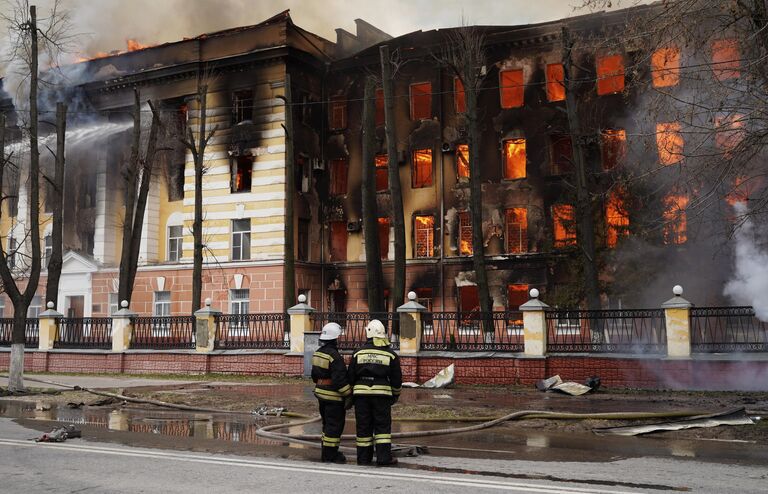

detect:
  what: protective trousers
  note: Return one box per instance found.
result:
[318,400,346,461]
[354,396,393,465]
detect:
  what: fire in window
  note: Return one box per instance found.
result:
[656,122,684,165]
[375,88,385,126]
[378,217,390,260]
[505,208,528,254]
[605,189,629,248]
[410,82,432,120]
[330,97,347,130]
[454,77,466,113]
[414,215,435,258]
[507,284,528,332]
[329,221,347,261]
[375,154,389,191]
[552,204,577,248]
[663,193,688,245]
[329,159,348,196]
[550,134,573,175]
[459,211,473,256]
[231,156,252,193]
[601,129,626,170]
[298,218,310,261]
[503,138,526,180]
[712,39,740,81]
[651,46,680,88]
[596,54,625,95]
[499,69,524,108]
[233,89,253,123]
[546,64,565,102]
[456,144,470,179]
[412,149,433,188]
[714,114,745,157]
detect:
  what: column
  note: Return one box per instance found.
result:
[397,291,426,355]
[194,298,221,353]
[38,302,62,350]
[520,288,550,357]
[662,285,693,358]
[111,300,136,352]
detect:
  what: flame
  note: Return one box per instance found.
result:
[126,39,151,51]
[662,194,688,245]
[459,211,473,255]
[375,154,388,191]
[715,114,745,157]
[596,54,625,95]
[726,176,763,207]
[415,216,435,258]
[602,128,626,170]
[605,189,629,248]
[460,239,472,256]
[505,207,528,253]
[651,46,680,88]
[415,215,434,227]
[656,122,683,165]
[75,39,154,63]
[546,63,565,102]
[504,138,526,179]
[500,69,524,108]
[553,204,576,247]
[712,38,740,81]
[456,144,470,179]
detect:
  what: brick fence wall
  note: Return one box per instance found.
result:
[2,350,767,390]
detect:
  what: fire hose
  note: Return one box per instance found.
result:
[2,375,711,454]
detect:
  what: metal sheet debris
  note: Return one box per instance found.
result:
[592,408,756,436]
[535,375,594,396]
[402,364,455,389]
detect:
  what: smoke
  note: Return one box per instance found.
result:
[724,202,768,321]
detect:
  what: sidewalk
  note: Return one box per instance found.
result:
[0,373,200,390]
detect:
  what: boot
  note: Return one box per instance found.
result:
[330,452,347,464]
[321,446,338,463]
[375,443,397,466]
[357,446,374,465]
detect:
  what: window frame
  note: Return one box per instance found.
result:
[329,97,347,130]
[552,204,577,248]
[454,76,466,113]
[546,63,565,102]
[409,82,432,121]
[456,144,470,180]
[505,207,528,254]
[375,154,389,192]
[168,225,183,262]
[329,158,348,196]
[499,69,524,109]
[231,156,253,193]
[596,54,625,96]
[502,137,527,180]
[411,148,433,188]
[231,219,251,261]
[28,295,42,318]
[233,89,254,123]
[458,211,473,256]
[230,289,250,334]
[414,215,436,259]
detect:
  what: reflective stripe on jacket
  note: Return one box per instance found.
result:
[311,342,351,402]
[347,340,402,398]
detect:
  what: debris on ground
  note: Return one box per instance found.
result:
[88,396,121,407]
[35,404,52,411]
[592,408,757,436]
[66,402,85,409]
[535,375,597,396]
[35,425,82,443]
[252,406,286,417]
[392,444,429,457]
[402,364,455,389]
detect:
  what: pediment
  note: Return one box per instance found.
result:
[61,251,99,274]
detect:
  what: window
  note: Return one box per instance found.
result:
[330,97,347,130]
[378,217,390,260]
[43,235,52,269]
[231,219,251,261]
[596,54,625,95]
[411,149,433,188]
[715,114,745,157]
[375,154,388,191]
[503,138,526,180]
[329,221,347,262]
[329,159,348,196]
[231,156,252,193]
[656,122,683,165]
[153,291,171,334]
[546,64,565,102]
[550,135,573,175]
[28,296,42,318]
[507,284,528,334]
[505,208,528,254]
[663,194,688,245]
[168,225,183,262]
[454,77,466,113]
[499,69,524,108]
[456,144,470,180]
[605,189,629,248]
[375,88,385,126]
[230,289,250,315]
[712,39,740,81]
[109,293,119,315]
[233,89,254,123]
[459,211,473,256]
[7,237,16,270]
[410,82,432,120]
[458,285,481,333]
[298,219,310,262]
[415,287,434,334]
[414,215,435,258]
[0,297,4,317]
[552,205,577,248]
[651,46,680,88]
[601,129,626,170]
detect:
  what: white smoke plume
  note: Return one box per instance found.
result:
[723,202,768,321]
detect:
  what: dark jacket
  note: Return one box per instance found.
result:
[347,339,402,398]
[311,340,352,402]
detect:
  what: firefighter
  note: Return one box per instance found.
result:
[311,322,352,463]
[347,319,402,466]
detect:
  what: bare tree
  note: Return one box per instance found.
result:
[281,74,296,310]
[43,101,65,307]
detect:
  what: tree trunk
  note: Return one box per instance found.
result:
[191,85,208,314]
[283,73,296,311]
[117,90,141,306]
[380,45,406,323]
[562,27,601,311]
[361,77,385,313]
[45,102,67,309]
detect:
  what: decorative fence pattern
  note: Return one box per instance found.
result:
[132,316,195,349]
[690,306,768,352]
[545,309,667,353]
[311,312,399,350]
[421,311,524,352]
[214,313,289,349]
[54,318,112,349]
[0,318,39,347]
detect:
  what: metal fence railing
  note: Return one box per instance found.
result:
[132,316,195,349]
[310,312,399,350]
[421,311,524,351]
[0,318,39,347]
[214,313,289,349]
[690,306,768,353]
[54,318,112,349]
[545,309,667,353]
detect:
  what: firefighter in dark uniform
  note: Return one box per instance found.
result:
[312,322,352,463]
[347,319,402,466]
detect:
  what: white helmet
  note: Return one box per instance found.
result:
[320,322,342,341]
[365,319,387,339]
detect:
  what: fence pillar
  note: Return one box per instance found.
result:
[520,289,549,356]
[38,302,62,350]
[397,291,426,355]
[195,298,221,353]
[112,300,136,352]
[662,285,693,358]
[288,294,314,354]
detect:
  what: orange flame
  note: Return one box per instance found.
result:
[456,144,470,179]
[656,122,683,165]
[662,194,688,244]
[605,189,629,248]
[552,204,576,248]
[651,46,680,88]
[75,39,154,63]
[460,239,472,256]
[415,216,434,227]
[503,138,526,179]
